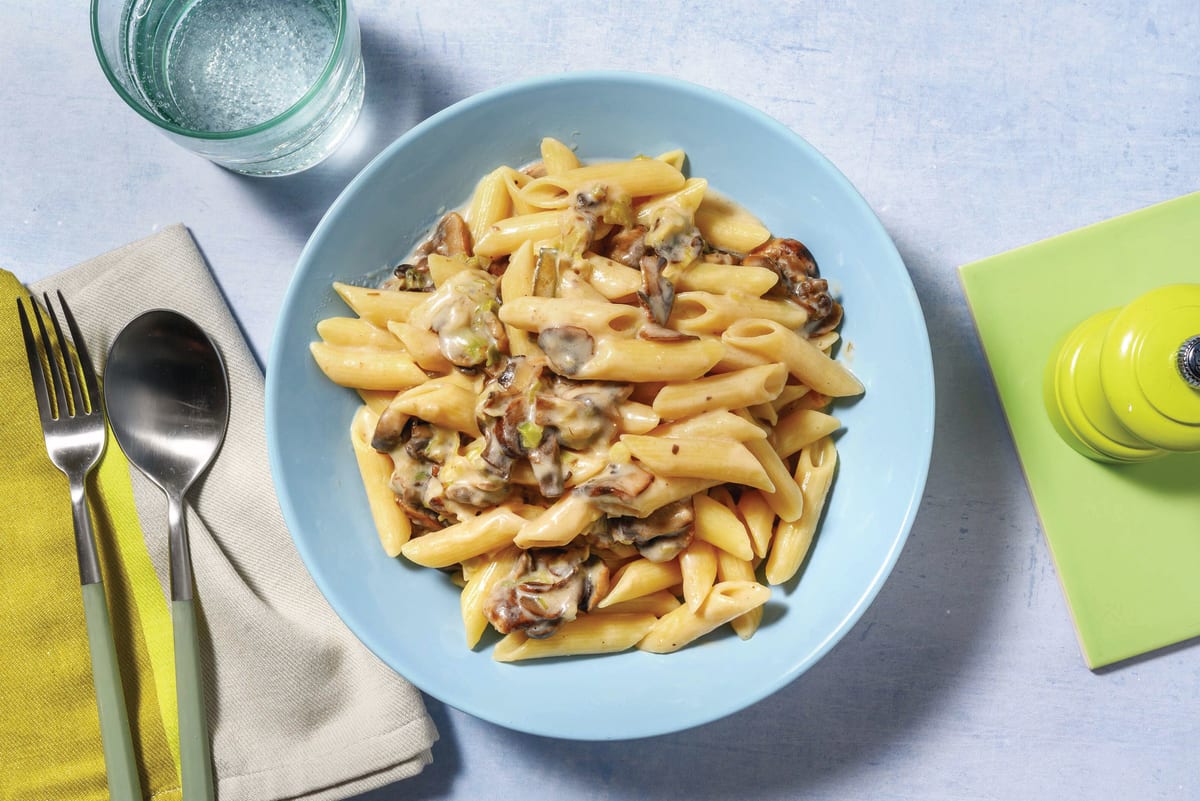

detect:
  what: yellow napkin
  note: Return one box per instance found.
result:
[0,226,436,801]
[0,271,181,800]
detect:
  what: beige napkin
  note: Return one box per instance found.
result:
[31,224,437,801]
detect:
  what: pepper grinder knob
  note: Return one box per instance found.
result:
[1179,335,1200,389]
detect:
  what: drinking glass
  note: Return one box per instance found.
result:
[91,0,365,177]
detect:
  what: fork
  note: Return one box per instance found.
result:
[17,292,143,801]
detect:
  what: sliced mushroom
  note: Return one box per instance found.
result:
[537,326,594,376]
[403,420,458,464]
[575,461,655,516]
[609,498,696,562]
[636,253,675,327]
[380,212,472,292]
[601,225,648,268]
[484,545,611,638]
[744,238,843,334]
[476,356,567,496]
[429,211,472,258]
[383,262,435,292]
[371,398,412,451]
[532,247,560,298]
[637,320,696,342]
[478,428,517,479]
[701,249,741,265]
[526,428,564,498]
[573,183,635,229]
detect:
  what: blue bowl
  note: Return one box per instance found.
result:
[267,71,934,740]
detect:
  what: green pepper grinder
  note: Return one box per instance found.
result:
[1043,284,1200,462]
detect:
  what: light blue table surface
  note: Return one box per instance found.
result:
[3,2,1197,799]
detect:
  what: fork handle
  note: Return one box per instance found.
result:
[71,483,103,587]
[82,582,144,801]
[174,598,215,801]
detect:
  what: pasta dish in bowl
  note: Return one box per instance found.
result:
[267,72,934,739]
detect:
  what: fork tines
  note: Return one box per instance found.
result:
[17,291,102,421]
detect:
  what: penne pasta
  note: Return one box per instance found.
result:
[638,581,771,653]
[600,557,683,608]
[498,241,544,358]
[356,389,398,416]
[582,253,642,299]
[715,550,763,640]
[350,405,411,556]
[465,167,514,245]
[651,363,787,421]
[748,400,779,427]
[309,341,427,390]
[460,547,520,648]
[694,192,772,254]
[572,337,725,382]
[426,253,473,288]
[710,347,774,377]
[592,589,681,617]
[679,538,718,611]
[498,295,644,338]
[499,165,538,215]
[771,408,842,460]
[737,489,777,559]
[555,158,686,197]
[635,177,708,225]
[540,136,582,175]
[513,493,603,549]
[386,320,454,373]
[493,613,658,662]
[771,383,813,413]
[623,475,722,518]
[723,318,864,397]
[735,411,805,522]
[765,437,838,585]
[649,409,767,442]
[669,292,808,334]
[333,281,428,326]
[654,148,686,171]
[810,330,840,354]
[400,506,527,568]
[317,316,404,350]
[617,401,660,434]
[620,435,774,492]
[474,210,563,257]
[380,379,481,437]
[693,493,754,561]
[667,262,779,297]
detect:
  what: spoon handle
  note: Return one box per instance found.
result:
[167,494,215,800]
[174,597,215,801]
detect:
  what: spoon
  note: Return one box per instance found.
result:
[105,309,227,801]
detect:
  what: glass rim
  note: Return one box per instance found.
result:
[89,0,350,141]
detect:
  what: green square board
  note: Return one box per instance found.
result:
[960,192,1200,669]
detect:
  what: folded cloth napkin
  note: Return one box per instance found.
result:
[0,225,437,801]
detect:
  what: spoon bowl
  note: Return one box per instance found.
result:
[104,308,227,801]
[105,310,229,497]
